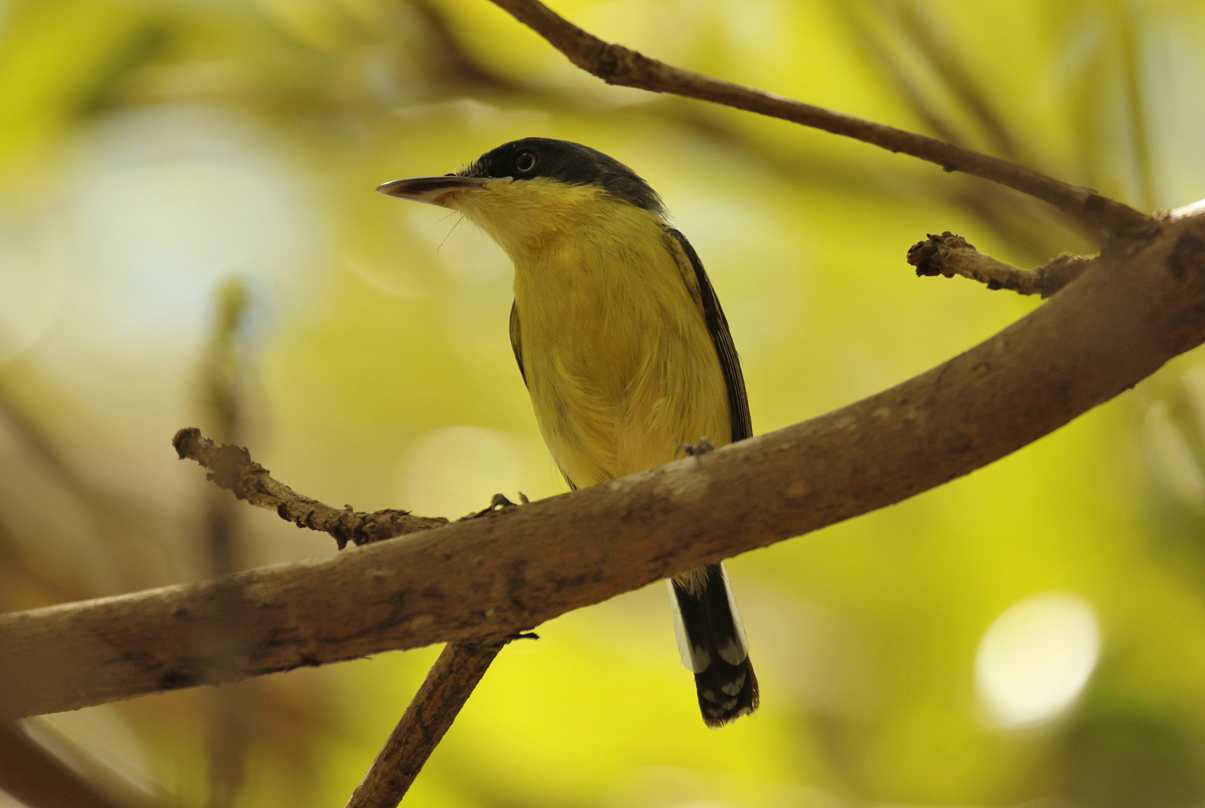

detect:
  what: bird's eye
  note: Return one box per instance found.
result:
[514,152,538,173]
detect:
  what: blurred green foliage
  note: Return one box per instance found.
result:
[1,0,1205,806]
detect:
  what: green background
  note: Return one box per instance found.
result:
[2,1,1205,806]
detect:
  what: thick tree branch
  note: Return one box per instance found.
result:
[2,214,1204,720]
[486,0,1150,236]
[171,429,447,549]
[909,232,1092,298]
[346,641,505,808]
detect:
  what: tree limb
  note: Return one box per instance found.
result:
[485,0,1150,236]
[909,232,1092,298]
[345,641,506,808]
[2,214,1204,720]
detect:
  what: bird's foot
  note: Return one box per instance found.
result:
[508,631,540,642]
[470,492,529,518]
[676,437,715,459]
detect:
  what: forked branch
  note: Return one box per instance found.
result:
[486,0,1151,236]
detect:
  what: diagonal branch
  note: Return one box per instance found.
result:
[908,232,1093,298]
[345,641,507,808]
[2,214,1203,720]
[485,0,1151,236]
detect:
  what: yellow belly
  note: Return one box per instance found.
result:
[512,206,730,488]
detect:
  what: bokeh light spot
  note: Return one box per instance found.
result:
[974,593,1100,731]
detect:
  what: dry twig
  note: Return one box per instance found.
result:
[486,0,1150,236]
[172,428,447,549]
[908,232,1093,298]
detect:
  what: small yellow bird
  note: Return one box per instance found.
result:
[378,138,757,726]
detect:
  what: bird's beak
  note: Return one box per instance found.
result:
[375,175,490,207]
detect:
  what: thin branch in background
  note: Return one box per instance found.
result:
[1114,2,1155,211]
[1151,373,1205,491]
[907,231,1092,298]
[188,291,461,808]
[485,0,1151,235]
[197,279,254,808]
[0,721,144,808]
[408,0,512,91]
[838,0,969,149]
[666,101,1075,265]
[171,428,448,549]
[0,517,88,609]
[184,281,465,808]
[835,0,1084,260]
[856,1,1093,255]
[0,367,174,593]
[892,0,1026,163]
[345,641,508,808]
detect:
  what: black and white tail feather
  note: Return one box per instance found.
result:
[670,563,759,727]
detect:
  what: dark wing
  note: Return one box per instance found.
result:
[665,228,752,442]
[509,299,527,387]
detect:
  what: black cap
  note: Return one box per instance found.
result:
[459,138,665,215]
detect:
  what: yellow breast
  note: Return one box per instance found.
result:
[451,179,730,487]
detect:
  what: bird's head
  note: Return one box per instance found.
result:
[377,138,665,255]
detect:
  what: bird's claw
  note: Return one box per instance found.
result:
[676,437,715,459]
[471,492,529,518]
[508,631,540,642]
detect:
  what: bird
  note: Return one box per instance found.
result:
[377,137,758,727]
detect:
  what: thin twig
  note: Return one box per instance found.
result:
[486,0,1150,235]
[171,428,447,549]
[345,641,507,808]
[908,232,1092,298]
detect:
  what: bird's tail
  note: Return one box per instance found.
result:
[669,563,759,727]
